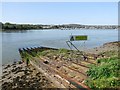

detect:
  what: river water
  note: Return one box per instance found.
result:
[1,29,118,64]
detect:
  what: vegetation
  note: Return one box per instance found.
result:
[20,48,84,62]
[37,49,70,58]
[58,48,70,53]
[37,48,84,60]
[1,22,43,30]
[85,56,120,89]
[20,51,33,61]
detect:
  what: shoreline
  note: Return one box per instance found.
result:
[84,41,119,54]
[2,40,119,65]
[2,40,119,66]
[1,61,55,89]
[2,28,119,31]
[1,22,119,30]
[1,41,119,89]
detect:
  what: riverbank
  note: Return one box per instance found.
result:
[85,41,119,54]
[1,41,119,89]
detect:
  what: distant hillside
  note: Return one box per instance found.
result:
[0,22,119,30]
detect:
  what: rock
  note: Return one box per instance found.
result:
[21,75,26,80]
[43,60,49,64]
[2,82,13,89]
[28,70,33,73]
[18,61,23,64]
[53,56,57,60]
[12,66,22,73]
[7,76,11,79]
[2,73,9,78]
[4,65,11,69]
[12,65,16,68]
[56,66,60,68]
[13,76,20,83]
[76,53,81,55]
[12,63,16,66]
[3,71,7,74]
[11,68,16,72]
[36,72,41,76]
[62,57,66,60]
[17,80,23,87]
[59,55,63,59]
[2,82,8,86]
[33,68,36,70]
[42,78,45,81]
[67,58,71,61]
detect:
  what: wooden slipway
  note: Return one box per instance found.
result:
[19,46,95,89]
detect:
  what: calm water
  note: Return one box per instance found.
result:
[1,29,118,64]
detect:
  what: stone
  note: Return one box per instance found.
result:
[53,56,57,60]
[18,61,23,64]
[43,60,49,64]
[36,72,41,76]
[4,65,11,69]
[3,71,7,74]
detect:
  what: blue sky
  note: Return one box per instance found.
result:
[2,2,118,25]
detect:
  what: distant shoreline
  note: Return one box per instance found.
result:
[1,22,119,30]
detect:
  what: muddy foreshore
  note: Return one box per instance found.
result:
[85,41,119,54]
[1,61,55,90]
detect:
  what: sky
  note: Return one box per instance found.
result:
[1,0,120,2]
[1,2,118,25]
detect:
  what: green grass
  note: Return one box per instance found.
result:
[36,48,84,61]
[85,56,120,89]
[58,48,70,53]
[20,51,31,62]
[37,48,70,56]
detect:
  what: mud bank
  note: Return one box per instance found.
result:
[1,61,55,90]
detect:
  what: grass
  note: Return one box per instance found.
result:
[37,48,70,57]
[85,56,120,89]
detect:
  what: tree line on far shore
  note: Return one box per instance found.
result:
[0,22,45,30]
[0,22,119,30]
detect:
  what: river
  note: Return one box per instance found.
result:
[1,29,118,64]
